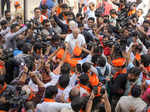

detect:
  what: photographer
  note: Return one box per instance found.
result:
[33,42,44,60]
[110,67,141,97]
[14,67,45,106]
[41,19,54,40]
[86,91,111,112]
[115,85,146,112]
[33,7,47,24]
[109,67,141,111]
[0,60,16,111]
[128,33,148,55]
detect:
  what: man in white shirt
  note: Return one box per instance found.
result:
[37,86,71,112]
[137,0,150,17]
[65,27,86,53]
[33,7,47,23]
[86,1,96,20]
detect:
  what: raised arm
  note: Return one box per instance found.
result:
[29,71,45,88]
[86,91,95,112]
[8,25,28,40]
[51,7,68,34]
[103,91,111,112]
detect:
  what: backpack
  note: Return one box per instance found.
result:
[96,65,109,83]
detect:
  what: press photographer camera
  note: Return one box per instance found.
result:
[116,2,136,28]
[0,49,13,62]
[103,37,127,58]
[25,19,43,37]
[95,4,105,17]
[15,54,35,72]
[87,38,101,50]
[93,85,106,96]
[0,85,28,111]
[0,67,28,111]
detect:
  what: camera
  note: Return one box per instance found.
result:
[95,5,105,17]
[93,86,106,96]
[28,19,43,31]
[1,85,28,110]
[103,40,115,47]
[116,2,135,29]
[0,49,13,62]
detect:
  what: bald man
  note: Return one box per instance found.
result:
[69,87,80,101]
[65,27,86,53]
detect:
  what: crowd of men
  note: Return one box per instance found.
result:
[0,0,150,112]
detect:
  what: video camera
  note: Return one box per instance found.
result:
[95,5,105,17]
[1,85,28,109]
[116,2,136,28]
[0,49,13,62]
[93,85,106,96]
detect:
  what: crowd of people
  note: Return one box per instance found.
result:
[0,0,150,112]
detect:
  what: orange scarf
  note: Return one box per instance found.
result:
[44,98,55,102]
[40,16,44,23]
[56,7,61,16]
[70,71,75,76]
[27,89,35,101]
[79,83,91,94]
[88,73,99,87]
[0,83,7,94]
[80,109,84,112]
[113,68,127,79]
[58,84,65,90]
